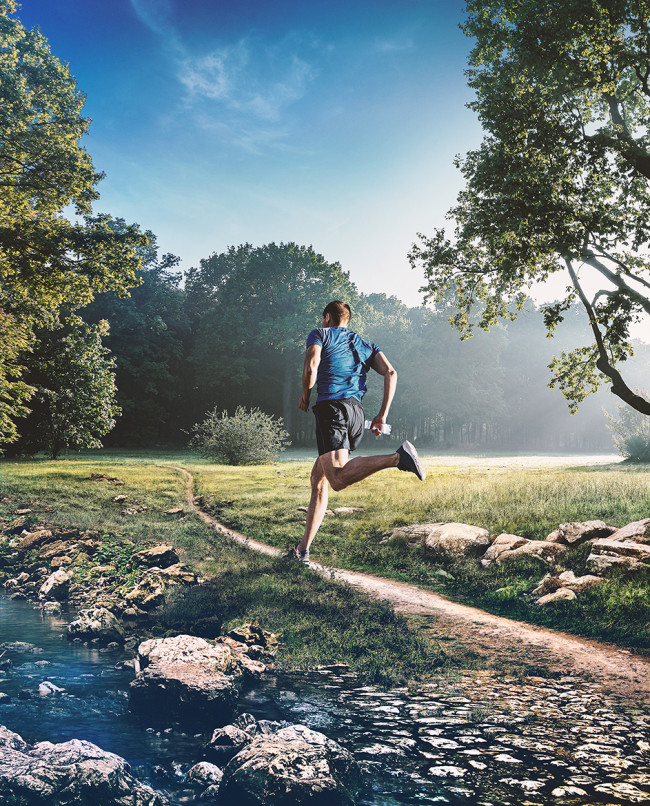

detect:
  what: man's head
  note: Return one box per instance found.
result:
[322,300,351,327]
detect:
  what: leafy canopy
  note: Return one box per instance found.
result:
[409,0,650,415]
[0,0,145,444]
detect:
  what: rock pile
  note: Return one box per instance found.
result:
[386,516,650,605]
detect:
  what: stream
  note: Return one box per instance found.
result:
[0,594,648,805]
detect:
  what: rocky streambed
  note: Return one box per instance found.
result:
[0,595,648,805]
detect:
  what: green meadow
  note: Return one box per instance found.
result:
[1,449,649,681]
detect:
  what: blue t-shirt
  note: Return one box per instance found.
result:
[306,327,381,402]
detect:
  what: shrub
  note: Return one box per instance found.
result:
[605,391,650,462]
[190,405,290,465]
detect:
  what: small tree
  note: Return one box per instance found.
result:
[606,391,650,462]
[14,319,120,458]
[190,406,290,465]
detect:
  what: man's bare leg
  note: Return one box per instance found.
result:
[319,448,399,492]
[297,458,328,555]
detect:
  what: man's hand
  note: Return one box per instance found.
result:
[298,395,310,412]
[369,415,386,435]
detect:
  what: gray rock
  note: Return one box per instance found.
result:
[389,523,490,558]
[130,636,245,726]
[586,538,650,574]
[186,761,223,787]
[127,544,180,570]
[220,724,360,806]
[38,568,70,601]
[557,570,603,592]
[536,587,577,605]
[609,518,650,543]
[496,540,567,566]
[67,607,126,645]
[481,534,529,567]
[0,729,168,804]
[545,520,616,545]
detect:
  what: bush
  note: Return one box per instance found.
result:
[605,391,650,462]
[190,405,290,465]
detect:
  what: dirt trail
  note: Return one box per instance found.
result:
[172,466,650,701]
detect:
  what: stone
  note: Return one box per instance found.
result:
[38,568,70,601]
[332,507,364,514]
[586,538,650,574]
[220,724,360,806]
[127,545,180,570]
[551,785,588,797]
[389,523,491,557]
[50,555,72,569]
[41,601,61,615]
[129,635,245,726]
[67,607,126,645]
[545,520,616,545]
[496,540,567,566]
[531,574,563,596]
[0,729,168,805]
[124,565,196,610]
[186,761,223,787]
[557,570,603,592]
[609,518,650,543]
[208,724,253,759]
[165,507,184,515]
[17,529,54,551]
[593,782,649,802]
[481,534,529,567]
[536,587,577,605]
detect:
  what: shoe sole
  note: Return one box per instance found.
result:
[400,441,426,481]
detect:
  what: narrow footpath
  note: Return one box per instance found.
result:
[172,466,650,701]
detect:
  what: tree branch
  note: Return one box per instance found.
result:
[565,258,650,415]
[581,250,650,315]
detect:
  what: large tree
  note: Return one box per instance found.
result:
[0,0,145,444]
[410,0,650,416]
[185,242,357,436]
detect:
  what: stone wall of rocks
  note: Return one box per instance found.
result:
[387,518,650,605]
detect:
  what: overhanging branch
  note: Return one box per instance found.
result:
[564,258,650,415]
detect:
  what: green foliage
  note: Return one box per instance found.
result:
[190,405,290,465]
[0,1,145,446]
[606,391,650,461]
[12,318,120,458]
[409,0,650,417]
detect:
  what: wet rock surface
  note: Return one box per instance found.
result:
[0,726,168,805]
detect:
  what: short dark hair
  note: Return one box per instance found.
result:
[323,300,351,325]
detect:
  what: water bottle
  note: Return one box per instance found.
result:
[364,419,392,435]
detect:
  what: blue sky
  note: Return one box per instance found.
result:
[18,0,479,306]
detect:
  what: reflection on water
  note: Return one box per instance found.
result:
[0,594,648,805]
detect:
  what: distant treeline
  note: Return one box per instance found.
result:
[18,241,650,453]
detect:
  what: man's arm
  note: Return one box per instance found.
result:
[298,344,321,412]
[369,351,397,434]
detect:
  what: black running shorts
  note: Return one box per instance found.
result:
[312,398,365,456]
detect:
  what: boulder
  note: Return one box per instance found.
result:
[17,529,54,551]
[186,761,224,787]
[389,523,490,557]
[124,565,196,610]
[586,538,650,574]
[531,574,563,596]
[129,635,246,726]
[536,587,577,605]
[67,607,126,645]
[545,520,616,545]
[481,534,529,567]
[608,518,650,543]
[557,570,603,593]
[496,540,567,566]
[220,723,360,806]
[0,728,167,805]
[38,569,70,601]
[127,545,180,570]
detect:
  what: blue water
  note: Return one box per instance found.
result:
[0,595,458,805]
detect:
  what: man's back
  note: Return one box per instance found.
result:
[306,326,379,402]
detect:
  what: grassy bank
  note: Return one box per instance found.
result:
[188,451,650,650]
[0,453,445,685]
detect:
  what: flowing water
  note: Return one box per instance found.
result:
[0,594,648,805]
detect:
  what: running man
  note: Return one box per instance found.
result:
[289,300,426,563]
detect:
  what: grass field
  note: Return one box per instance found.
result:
[1,448,649,664]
